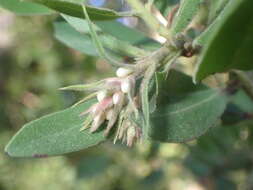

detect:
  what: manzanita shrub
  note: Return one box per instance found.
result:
[2,0,253,157]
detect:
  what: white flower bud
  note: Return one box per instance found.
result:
[116,67,132,78]
[106,109,114,120]
[121,79,131,93]
[127,126,136,147]
[90,113,105,133]
[113,92,122,104]
[94,114,104,125]
[91,104,98,114]
[97,90,107,102]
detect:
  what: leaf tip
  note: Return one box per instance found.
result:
[4,149,11,157]
[58,87,67,90]
[193,63,202,84]
[192,75,198,84]
[4,143,14,158]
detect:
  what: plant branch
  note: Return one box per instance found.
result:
[233,70,253,100]
[146,0,155,11]
[100,35,148,57]
[82,5,135,68]
[126,0,171,40]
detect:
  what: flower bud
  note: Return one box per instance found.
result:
[90,113,105,133]
[92,97,113,116]
[91,104,99,114]
[105,77,122,91]
[121,79,131,93]
[80,103,97,116]
[113,92,123,105]
[116,67,132,78]
[106,108,114,120]
[97,90,107,102]
[127,126,136,147]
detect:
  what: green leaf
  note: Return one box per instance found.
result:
[231,90,253,113]
[194,0,253,82]
[81,4,124,67]
[54,19,146,58]
[193,0,229,47]
[156,70,206,99]
[54,21,98,56]
[148,70,227,142]
[5,100,106,157]
[208,0,229,22]
[154,0,178,17]
[96,20,147,44]
[62,15,148,54]
[30,0,132,20]
[150,88,227,142]
[0,0,53,15]
[141,63,156,139]
[61,14,100,33]
[95,20,161,51]
[170,0,202,35]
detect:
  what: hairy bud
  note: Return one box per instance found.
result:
[126,126,137,147]
[116,67,133,78]
[121,78,131,93]
[90,113,105,133]
[113,92,124,105]
[106,108,114,120]
[96,90,108,102]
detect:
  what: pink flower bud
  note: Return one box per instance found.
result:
[93,97,113,115]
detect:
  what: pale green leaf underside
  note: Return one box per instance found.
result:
[208,0,229,23]
[141,63,156,139]
[171,0,201,35]
[231,90,253,113]
[150,89,228,142]
[54,20,146,58]
[54,22,98,56]
[0,0,53,15]
[61,14,147,57]
[31,0,131,20]
[5,100,106,158]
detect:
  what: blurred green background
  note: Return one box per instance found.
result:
[1,3,253,189]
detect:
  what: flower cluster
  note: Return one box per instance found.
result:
[61,45,176,146]
[80,67,142,147]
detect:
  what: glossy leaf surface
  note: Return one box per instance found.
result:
[194,0,253,82]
